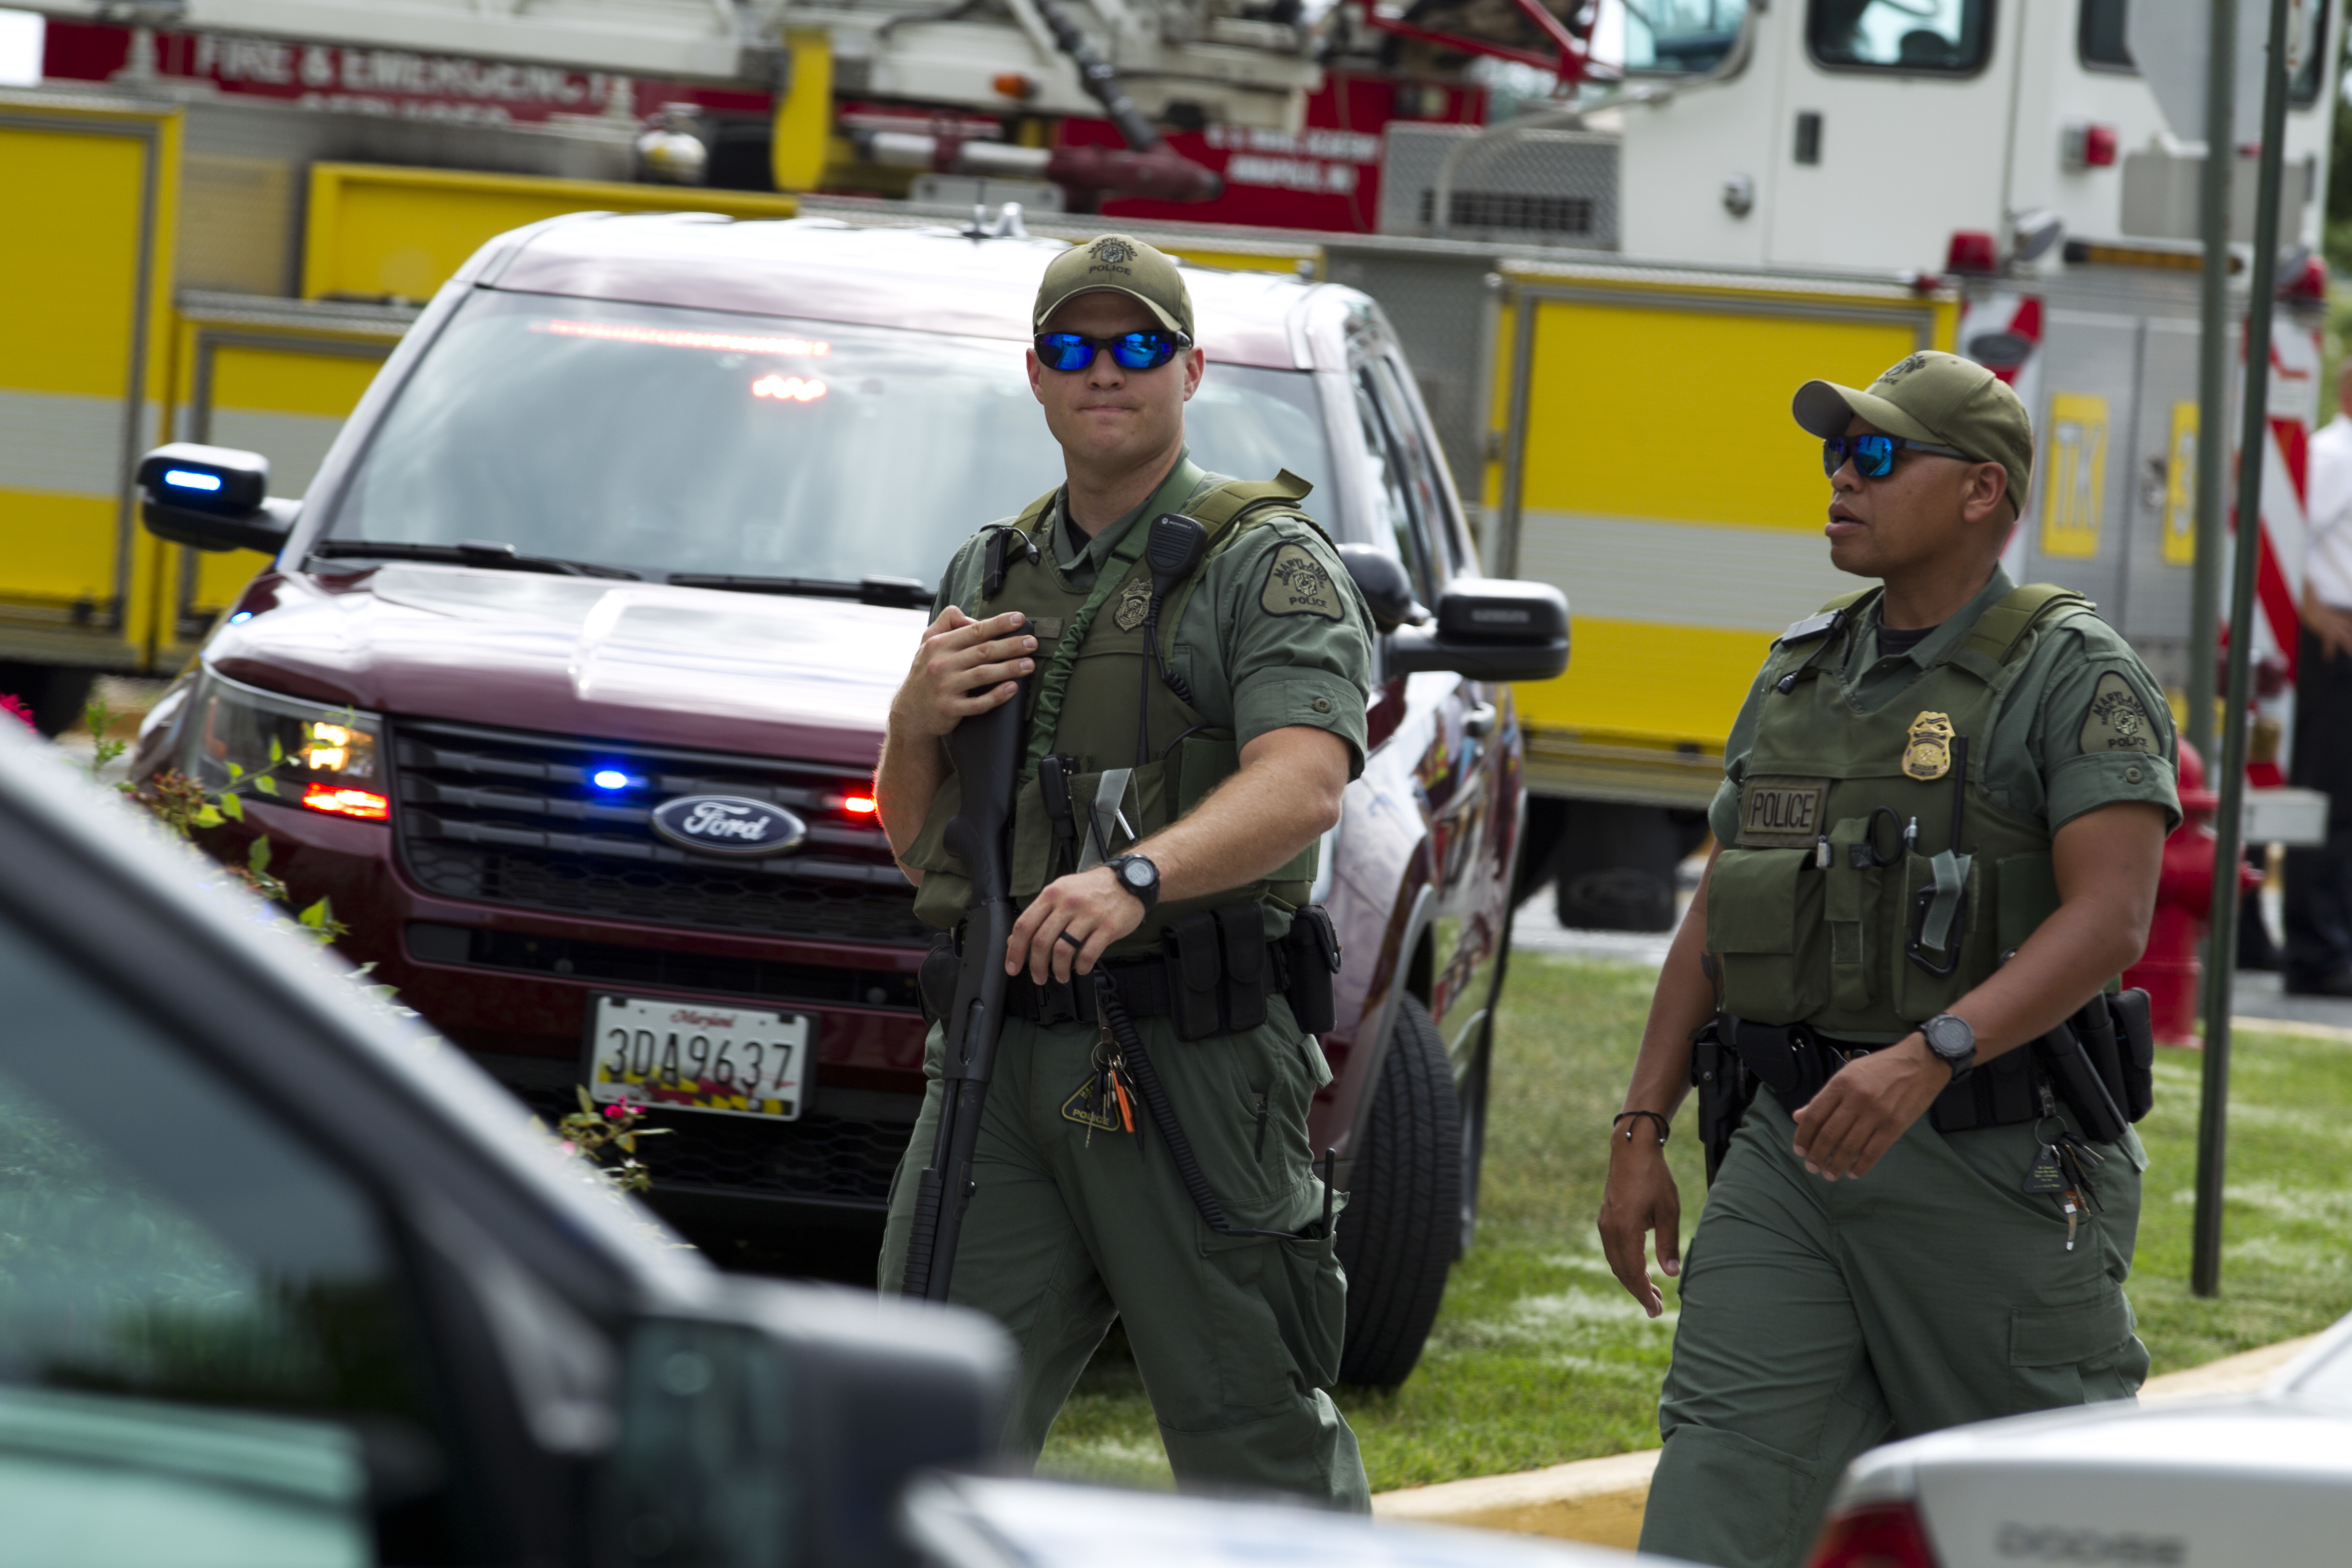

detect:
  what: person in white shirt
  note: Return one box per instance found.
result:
[2284,362,2352,994]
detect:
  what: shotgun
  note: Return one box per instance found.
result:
[901,637,1030,1302]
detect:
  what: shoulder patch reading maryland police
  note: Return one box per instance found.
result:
[1261,542,1343,619]
[2080,670,2157,754]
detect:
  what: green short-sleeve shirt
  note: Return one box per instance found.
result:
[1707,567,2182,847]
[933,453,1374,778]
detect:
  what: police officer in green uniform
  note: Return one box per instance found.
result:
[873,235,1374,1507]
[1597,352,2179,1568]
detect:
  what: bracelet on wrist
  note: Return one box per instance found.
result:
[1613,1110,1671,1147]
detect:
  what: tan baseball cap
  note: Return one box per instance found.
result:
[1792,350,2033,518]
[1033,234,1194,340]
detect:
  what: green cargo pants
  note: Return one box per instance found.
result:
[1639,1090,2147,1568]
[878,997,1370,1510]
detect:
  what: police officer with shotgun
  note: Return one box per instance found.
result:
[1598,352,2178,1568]
[873,235,1373,1507]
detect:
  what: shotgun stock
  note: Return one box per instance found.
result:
[902,638,1030,1302]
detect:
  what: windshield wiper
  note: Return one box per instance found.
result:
[669,573,933,610]
[309,539,642,580]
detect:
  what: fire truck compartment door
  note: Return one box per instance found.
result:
[300,162,800,304]
[1489,269,1955,803]
[163,314,400,650]
[0,92,179,673]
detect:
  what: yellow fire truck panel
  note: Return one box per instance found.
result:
[1488,264,1959,805]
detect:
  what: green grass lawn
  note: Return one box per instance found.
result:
[1036,954,2352,1493]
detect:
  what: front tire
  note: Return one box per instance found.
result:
[1335,993,1461,1388]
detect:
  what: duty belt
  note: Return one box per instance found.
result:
[1007,939,1285,1032]
[927,902,1341,1042]
[1717,1016,2042,1132]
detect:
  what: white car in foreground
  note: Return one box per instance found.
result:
[1809,1316,2352,1567]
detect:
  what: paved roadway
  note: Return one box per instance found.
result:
[1510,884,2352,1035]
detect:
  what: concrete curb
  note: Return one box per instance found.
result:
[2230,1015,2352,1046]
[1368,1335,2318,1547]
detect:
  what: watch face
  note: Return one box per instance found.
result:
[1121,860,1153,890]
[1926,1016,1970,1055]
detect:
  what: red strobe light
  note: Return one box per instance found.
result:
[2283,254,2331,302]
[302,784,392,821]
[842,794,879,814]
[1946,230,1999,274]
[1805,1501,1941,1568]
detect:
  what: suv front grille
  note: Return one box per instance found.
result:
[392,718,927,946]
[411,923,922,1012]
[511,1082,912,1209]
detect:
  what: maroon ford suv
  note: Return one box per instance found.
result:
[131,213,1568,1385]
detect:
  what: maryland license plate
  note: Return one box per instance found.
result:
[584,995,812,1121]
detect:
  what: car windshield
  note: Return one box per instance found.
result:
[323,291,1334,590]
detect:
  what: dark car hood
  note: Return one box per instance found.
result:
[210,566,923,767]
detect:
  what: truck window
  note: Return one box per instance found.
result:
[2077,0,2130,68]
[1369,355,1465,581]
[1807,0,1989,74]
[1615,0,1746,73]
[0,916,462,1560]
[1351,367,1436,602]
[325,292,1331,589]
[2075,0,2330,104]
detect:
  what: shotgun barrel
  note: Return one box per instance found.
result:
[902,639,1030,1302]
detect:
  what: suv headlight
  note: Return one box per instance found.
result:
[184,669,389,822]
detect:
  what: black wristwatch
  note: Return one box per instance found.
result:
[1105,853,1160,917]
[1919,1013,1976,1083]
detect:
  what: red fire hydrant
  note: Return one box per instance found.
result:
[2124,742,2261,1045]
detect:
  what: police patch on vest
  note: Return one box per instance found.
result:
[1902,710,1956,781]
[1738,777,1829,847]
[2079,671,2156,754]
[1261,543,1342,619]
[1114,578,1154,632]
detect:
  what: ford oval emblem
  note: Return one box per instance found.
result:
[649,795,807,858]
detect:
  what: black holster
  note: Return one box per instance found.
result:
[1278,904,1342,1036]
[1690,1020,1761,1184]
[2020,989,2154,1145]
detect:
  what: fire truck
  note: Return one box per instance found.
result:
[1,0,2338,919]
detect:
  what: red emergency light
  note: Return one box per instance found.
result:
[842,794,879,814]
[303,784,392,821]
[2282,254,2330,302]
[1946,230,2000,274]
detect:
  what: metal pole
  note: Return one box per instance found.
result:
[2194,0,2295,1300]
[2188,0,2237,772]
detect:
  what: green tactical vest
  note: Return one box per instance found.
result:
[1709,583,2096,1039]
[903,470,1340,954]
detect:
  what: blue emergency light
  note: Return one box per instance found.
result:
[591,769,632,790]
[135,443,270,515]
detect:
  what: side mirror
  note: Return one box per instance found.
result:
[603,1280,1012,1568]
[1336,544,1429,633]
[135,443,299,555]
[1387,578,1570,682]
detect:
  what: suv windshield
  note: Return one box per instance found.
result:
[324,291,1335,590]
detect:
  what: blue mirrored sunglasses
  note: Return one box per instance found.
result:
[1822,433,1974,478]
[1033,330,1190,373]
